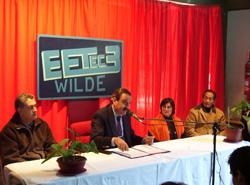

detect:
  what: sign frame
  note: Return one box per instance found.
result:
[37,34,123,100]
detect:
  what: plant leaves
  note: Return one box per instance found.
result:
[242,115,250,122]
[230,100,250,116]
[67,128,80,137]
[41,139,98,164]
[41,150,59,164]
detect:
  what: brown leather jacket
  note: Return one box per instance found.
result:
[0,113,56,166]
[184,105,226,137]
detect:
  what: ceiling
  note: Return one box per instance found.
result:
[164,0,250,10]
[224,0,250,11]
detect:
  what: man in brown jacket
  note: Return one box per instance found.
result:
[184,89,226,137]
[0,93,56,166]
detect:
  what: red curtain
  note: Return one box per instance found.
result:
[0,0,224,140]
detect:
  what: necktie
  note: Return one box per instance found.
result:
[116,116,122,136]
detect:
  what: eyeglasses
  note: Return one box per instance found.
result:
[24,104,37,110]
[120,100,130,107]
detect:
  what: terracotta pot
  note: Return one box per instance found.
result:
[57,156,87,175]
[225,124,243,142]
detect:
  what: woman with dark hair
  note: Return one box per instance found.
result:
[148,98,184,141]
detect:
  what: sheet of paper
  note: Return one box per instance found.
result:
[107,147,150,158]
[107,145,170,159]
[132,145,169,154]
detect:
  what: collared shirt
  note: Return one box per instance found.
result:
[111,106,124,146]
[111,106,124,137]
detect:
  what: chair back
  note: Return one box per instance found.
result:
[68,100,99,143]
[69,120,92,143]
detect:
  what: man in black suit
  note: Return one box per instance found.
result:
[91,88,153,151]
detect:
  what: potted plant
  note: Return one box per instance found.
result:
[42,133,98,175]
[225,100,250,142]
[230,100,250,122]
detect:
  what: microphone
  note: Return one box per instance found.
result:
[125,108,226,126]
[126,109,144,123]
[125,109,189,126]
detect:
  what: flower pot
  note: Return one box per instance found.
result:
[224,123,243,143]
[57,156,87,175]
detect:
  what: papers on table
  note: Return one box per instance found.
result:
[107,145,170,159]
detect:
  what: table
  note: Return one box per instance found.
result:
[4,135,250,185]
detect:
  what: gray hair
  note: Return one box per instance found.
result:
[15,93,35,111]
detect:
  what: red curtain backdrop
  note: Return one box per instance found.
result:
[0,0,224,141]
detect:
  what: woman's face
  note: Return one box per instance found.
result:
[161,102,173,117]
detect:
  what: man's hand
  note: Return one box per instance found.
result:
[113,137,129,151]
[143,136,154,145]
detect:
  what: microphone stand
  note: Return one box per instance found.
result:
[212,122,219,185]
[141,117,214,125]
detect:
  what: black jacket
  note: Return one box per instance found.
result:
[91,104,142,149]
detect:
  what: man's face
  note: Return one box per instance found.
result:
[113,93,131,116]
[202,92,215,109]
[18,98,37,123]
[161,102,173,117]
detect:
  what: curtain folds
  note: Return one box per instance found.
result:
[0,0,224,140]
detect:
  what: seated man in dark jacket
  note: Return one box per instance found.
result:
[91,88,153,151]
[0,93,56,166]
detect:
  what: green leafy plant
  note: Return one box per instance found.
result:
[224,101,250,142]
[230,100,250,123]
[42,129,98,164]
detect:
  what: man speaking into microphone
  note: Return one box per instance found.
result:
[91,88,153,151]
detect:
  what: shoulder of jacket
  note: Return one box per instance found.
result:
[155,113,163,119]
[0,121,20,136]
[35,118,47,126]
[193,105,202,111]
[100,104,111,114]
[189,107,200,114]
[214,107,224,114]
[173,115,181,120]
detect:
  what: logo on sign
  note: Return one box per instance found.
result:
[37,35,122,99]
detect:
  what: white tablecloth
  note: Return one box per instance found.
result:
[4,135,250,185]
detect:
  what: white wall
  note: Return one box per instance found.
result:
[225,9,250,112]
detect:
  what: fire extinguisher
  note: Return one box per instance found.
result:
[244,51,250,102]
